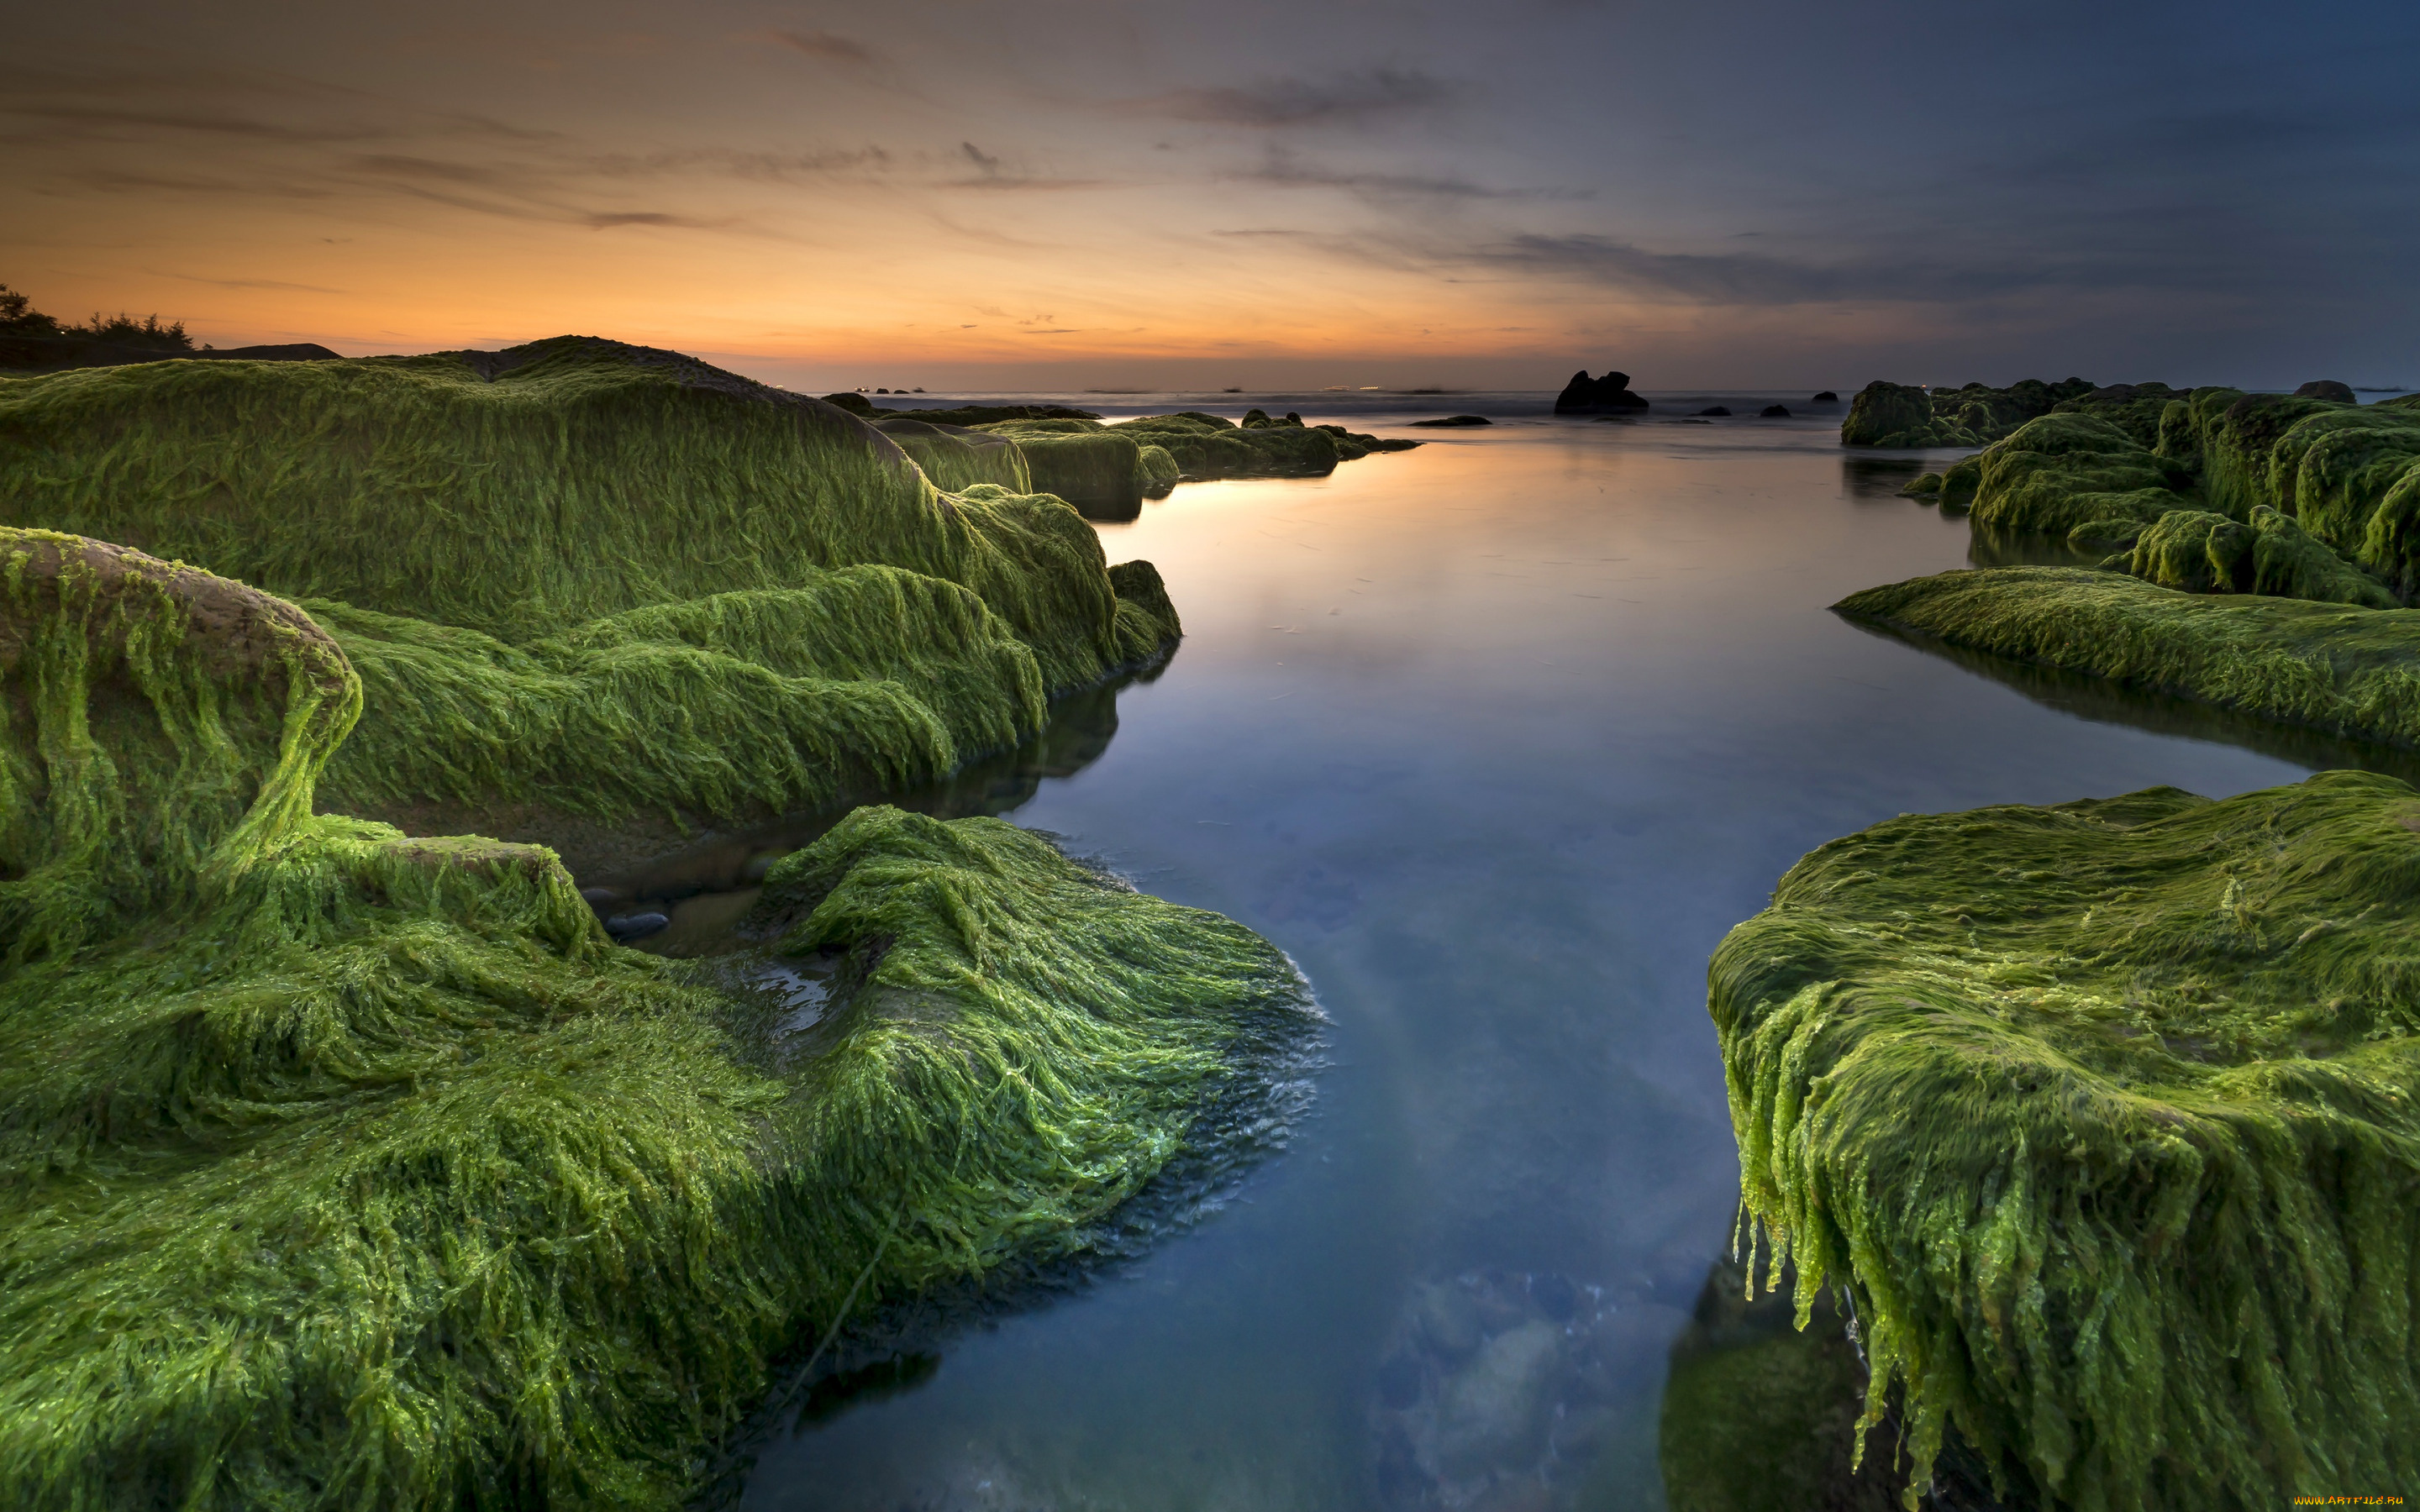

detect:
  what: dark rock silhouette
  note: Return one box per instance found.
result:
[1410,415,1492,428]
[1760,405,1791,418]
[1696,406,1733,417]
[2295,380,2358,403]
[1811,391,1840,403]
[0,335,343,372]
[1554,370,1649,414]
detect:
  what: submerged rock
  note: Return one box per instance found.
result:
[603,910,671,941]
[1410,414,1492,428]
[1711,770,2420,1509]
[1695,406,1732,417]
[1554,369,1650,413]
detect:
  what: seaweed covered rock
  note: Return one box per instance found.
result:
[0,339,1183,837]
[971,420,1145,518]
[871,415,1031,492]
[1138,442,1181,495]
[1964,412,2196,537]
[1842,376,2096,448]
[2294,380,2357,403]
[1111,412,1345,480]
[2124,507,2396,606]
[1712,771,2420,1509]
[1553,370,1649,414]
[1839,565,2420,746]
[0,529,1316,1508]
[2191,389,2420,593]
[1968,382,2420,596]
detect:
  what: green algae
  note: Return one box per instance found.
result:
[1711,770,2420,1509]
[0,336,1136,685]
[1839,566,2420,749]
[2125,507,2396,607]
[1113,412,1345,480]
[871,416,1032,493]
[1961,412,2196,538]
[0,339,1186,836]
[972,422,1145,513]
[1841,378,2096,449]
[1921,385,2420,602]
[0,528,1310,1509]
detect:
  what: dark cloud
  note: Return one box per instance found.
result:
[960,141,1002,174]
[1133,69,1452,127]
[771,30,879,66]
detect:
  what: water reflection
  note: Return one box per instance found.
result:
[1965,524,2106,570]
[1842,617,2420,785]
[1838,453,1937,500]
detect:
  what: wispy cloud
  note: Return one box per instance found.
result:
[770,29,879,66]
[1237,148,1582,202]
[1128,68,1453,127]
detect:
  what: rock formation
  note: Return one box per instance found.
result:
[1553,369,1650,414]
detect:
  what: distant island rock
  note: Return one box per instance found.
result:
[2294,380,2357,403]
[1810,391,1839,403]
[1760,404,1791,418]
[1410,414,1492,428]
[1696,406,1732,417]
[1554,370,1650,414]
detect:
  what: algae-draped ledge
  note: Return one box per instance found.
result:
[0,335,1190,853]
[0,337,1328,1509]
[1711,773,2420,1509]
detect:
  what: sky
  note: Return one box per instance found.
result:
[6,0,2417,391]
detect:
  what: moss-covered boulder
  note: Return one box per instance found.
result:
[1965,412,2195,537]
[1838,565,2420,748]
[1842,377,2096,449]
[0,529,1314,1509]
[2123,507,2396,607]
[1712,771,2420,1509]
[0,339,1181,837]
[871,415,1031,492]
[1112,412,1345,480]
[973,421,1145,518]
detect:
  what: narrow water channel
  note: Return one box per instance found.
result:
[659,397,2371,1510]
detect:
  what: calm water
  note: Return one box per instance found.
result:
[690,395,2359,1509]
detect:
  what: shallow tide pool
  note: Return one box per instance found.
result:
[714,400,2356,1510]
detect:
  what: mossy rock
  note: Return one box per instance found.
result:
[1111,413,1346,480]
[1712,770,2420,1509]
[0,530,1315,1508]
[1839,564,2420,750]
[871,415,1031,492]
[0,340,1184,837]
[2125,507,2396,608]
[1843,377,2092,449]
